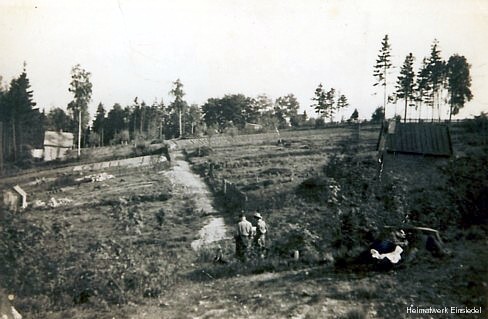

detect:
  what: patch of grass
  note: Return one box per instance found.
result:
[338,309,367,319]
[444,153,488,227]
[353,285,378,300]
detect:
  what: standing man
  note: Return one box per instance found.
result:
[235,212,253,261]
[253,212,268,258]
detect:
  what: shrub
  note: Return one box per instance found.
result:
[112,130,130,145]
[444,154,488,226]
[51,174,78,189]
[88,132,101,147]
[190,146,213,158]
[296,177,340,204]
[463,112,488,133]
[314,117,325,128]
[16,144,34,169]
[271,223,321,263]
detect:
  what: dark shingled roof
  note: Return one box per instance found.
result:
[381,122,452,157]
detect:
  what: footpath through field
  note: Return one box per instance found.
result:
[164,149,231,251]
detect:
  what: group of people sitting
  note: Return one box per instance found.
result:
[235,211,268,261]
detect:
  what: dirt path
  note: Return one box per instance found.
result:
[164,150,231,251]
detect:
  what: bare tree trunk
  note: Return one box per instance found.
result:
[178,109,182,138]
[160,120,163,140]
[140,109,144,134]
[78,108,81,157]
[133,111,137,135]
[449,91,453,123]
[437,91,441,121]
[404,98,408,123]
[383,65,387,120]
[431,91,435,122]
[419,103,422,121]
[12,119,16,161]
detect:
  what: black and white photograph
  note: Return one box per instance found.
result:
[0,0,487,318]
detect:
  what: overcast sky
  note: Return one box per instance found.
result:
[1,0,487,121]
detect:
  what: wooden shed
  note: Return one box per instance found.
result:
[378,121,452,157]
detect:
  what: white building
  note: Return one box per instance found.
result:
[43,131,74,161]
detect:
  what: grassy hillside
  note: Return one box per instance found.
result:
[0,122,486,318]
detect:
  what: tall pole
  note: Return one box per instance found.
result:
[78,107,81,157]
[383,64,387,121]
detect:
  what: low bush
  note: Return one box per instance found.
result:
[16,144,34,169]
[443,153,488,227]
[0,190,182,315]
[271,223,322,263]
[51,174,79,189]
[189,146,213,158]
[339,309,367,319]
[133,143,148,156]
[463,112,488,133]
[314,118,325,128]
[296,177,340,204]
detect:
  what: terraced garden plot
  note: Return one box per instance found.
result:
[0,161,212,318]
[187,126,379,214]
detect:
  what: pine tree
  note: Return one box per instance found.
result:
[349,108,359,122]
[312,83,327,117]
[106,103,126,143]
[371,107,384,123]
[92,102,106,145]
[3,65,38,161]
[426,40,446,120]
[446,54,473,121]
[373,34,393,120]
[415,57,431,120]
[396,53,416,122]
[324,88,336,122]
[336,94,349,122]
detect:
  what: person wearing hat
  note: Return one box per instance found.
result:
[253,212,268,258]
[235,212,253,261]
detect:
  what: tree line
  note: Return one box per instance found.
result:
[311,84,353,124]
[373,35,473,122]
[0,64,43,166]
[0,37,474,168]
[0,64,311,168]
[84,81,306,147]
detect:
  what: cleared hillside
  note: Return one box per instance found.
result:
[0,122,486,318]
